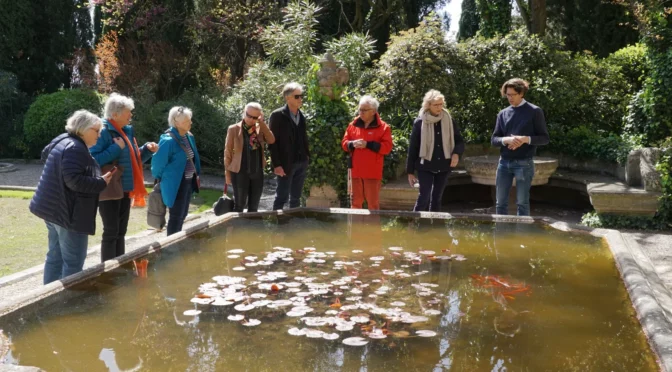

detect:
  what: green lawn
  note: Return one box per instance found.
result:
[0,189,221,277]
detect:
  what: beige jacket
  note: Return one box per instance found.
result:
[224,120,275,183]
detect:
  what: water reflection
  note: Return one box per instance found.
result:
[1,214,658,371]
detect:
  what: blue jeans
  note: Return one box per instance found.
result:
[167,177,193,235]
[44,221,89,284]
[495,157,535,216]
[273,160,308,210]
[414,170,451,212]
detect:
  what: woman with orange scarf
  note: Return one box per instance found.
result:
[90,93,158,262]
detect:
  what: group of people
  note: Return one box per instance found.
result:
[29,78,548,285]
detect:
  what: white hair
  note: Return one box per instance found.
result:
[168,106,193,127]
[64,110,101,136]
[282,82,303,98]
[419,89,445,116]
[358,95,379,111]
[103,93,135,119]
[242,102,263,119]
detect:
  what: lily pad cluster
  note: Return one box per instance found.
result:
[183,245,467,347]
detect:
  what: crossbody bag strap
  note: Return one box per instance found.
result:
[167,131,197,172]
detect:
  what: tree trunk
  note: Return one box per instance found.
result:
[530,0,547,36]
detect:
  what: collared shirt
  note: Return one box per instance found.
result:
[512,99,527,108]
[290,110,301,126]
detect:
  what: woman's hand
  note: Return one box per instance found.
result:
[451,154,459,167]
[113,137,126,149]
[408,174,418,188]
[146,142,159,153]
[102,171,113,184]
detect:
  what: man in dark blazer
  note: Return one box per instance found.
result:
[268,82,310,210]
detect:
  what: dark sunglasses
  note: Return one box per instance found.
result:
[245,112,259,120]
[294,94,304,100]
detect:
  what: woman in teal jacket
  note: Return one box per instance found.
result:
[151,106,202,235]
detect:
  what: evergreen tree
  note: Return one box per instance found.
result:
[458,0,481,40]
[476,0,512,38]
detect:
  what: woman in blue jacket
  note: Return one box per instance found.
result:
[151,106,202,235]
[90,93,158,262]
[30,110,113,284]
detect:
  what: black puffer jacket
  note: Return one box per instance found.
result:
[29,133,107,235]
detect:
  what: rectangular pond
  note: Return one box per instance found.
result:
[0,212,659,371]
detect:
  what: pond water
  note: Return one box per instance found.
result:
[1,213,658,371]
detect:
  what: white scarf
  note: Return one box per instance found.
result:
[419,109,454,162]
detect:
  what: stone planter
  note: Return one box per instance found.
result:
[463,155,559,186]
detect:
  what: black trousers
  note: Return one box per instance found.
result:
[231,171,264,212]
[413,170,451,212]
[98,194,131,262]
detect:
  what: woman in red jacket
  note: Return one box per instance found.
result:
[341,95,393,210]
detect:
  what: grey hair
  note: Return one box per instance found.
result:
[419,89,445,116]
[242,102,263,119]
[103,93,135,119]
[282,82,303,98]
[64,110,101,136]
[168,106,193,127]
[358,95,379,111]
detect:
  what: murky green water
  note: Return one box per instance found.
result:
[1,213,658,371]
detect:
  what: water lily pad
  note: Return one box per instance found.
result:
[416,330,437,337]
[336,324,354,332]
[211,299,234,306]
[424,309,441,316]
[323,333,340,340]
[390,301,406,307]
[351,316,370,323]
[234,304,254,311]
[306,330,325,338]
[343,337,368,346]
[352,250,363,253]
[370,256,385,261]
[250,293,267,299]
[286,311,307,317]
[232,267,246,271]
[183,310,201,316]
[243,319,261,326]
[227,255,240,259]
[288,327,305,336]
[419,250,436,255]
[388,247,404,251]
[190,298,213,305]
[227,314,244,321]
[228,249,245,254]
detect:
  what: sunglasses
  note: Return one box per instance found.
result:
[245,112,259,120]
[294,94,304,100]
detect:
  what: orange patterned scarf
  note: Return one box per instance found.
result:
[109,120,147,207]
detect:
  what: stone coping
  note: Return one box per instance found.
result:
[0,208,670,371]
[463,156,559,186]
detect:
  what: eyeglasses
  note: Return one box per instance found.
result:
[245,112,259,120]
[177,106,185,113]
[294,94,304,100]
[359,108,374,112]
[505,93,520,98]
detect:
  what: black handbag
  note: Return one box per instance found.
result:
[213,184,234,216]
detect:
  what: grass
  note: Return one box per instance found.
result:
[0,189,221,277]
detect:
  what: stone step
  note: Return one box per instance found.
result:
[587,182,661,217]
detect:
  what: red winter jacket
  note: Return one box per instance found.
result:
[341,114,393,180]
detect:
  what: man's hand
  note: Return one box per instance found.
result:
[505,136,526,150]
[450,154,459,167]
[354,139,367,149]
[274,166,286,177]
[146,142,159,153]
[408,174,418,188]
[113,137,126,150]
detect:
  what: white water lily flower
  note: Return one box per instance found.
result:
[244,256,257,261]
[371,279,382,283]
[234,304,254,311]
[325,310,339,315]
[351,316,370,323]
[232,267,246,271]
[418,250,436,255]
[352,250,363,253]
[343,337,368,346]
[228,249,245,254]
[390,301,405,307]
[388,247,404,251]
[370,256,385,261]
[227,314,244,321]
[288,327,305,336]
[244,262,258,267]
[183,309,201,316]
[368,331,387,339]
[326,251,336,255]
[243,319,261,326]
[282,257,295,261]
[227,254,240,259]
[416,330,437,337]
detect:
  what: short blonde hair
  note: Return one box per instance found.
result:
[103,93,135,119]
[419,89,445,115]
[168,106,193,127]
[64,110,101,136]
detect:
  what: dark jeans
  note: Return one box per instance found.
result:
[167,177,193,235]
[231,171,264,212]
[495,157,535,216]
[413,170,451,212]
[273,159,308,210]
[99,195,131,262]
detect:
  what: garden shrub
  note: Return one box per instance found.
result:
[606,43,649,93]
[23,89,103,157]
[0,70,32,158]
[546,126,638,164]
